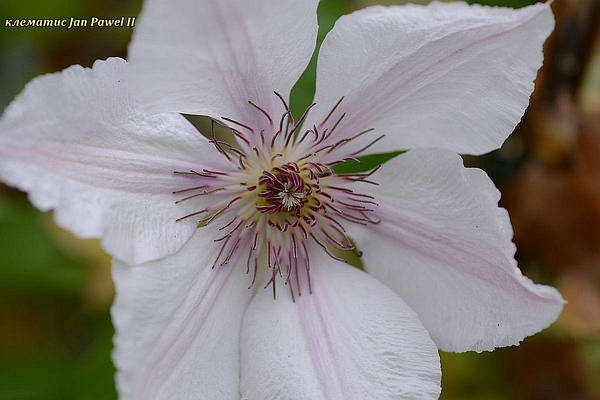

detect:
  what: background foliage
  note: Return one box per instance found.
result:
[1,0,599,399]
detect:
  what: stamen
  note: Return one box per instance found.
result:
[175,188,225,204]
[175,209,208,222]
[322,112,346,142]
[172,185,208,194]
[349,134,385,156]
[203,169,229,176]
[285,103,316,147]
[171,93,387,296]
[319,96,344,128]
[214,219,244,242]
[248,100,274,126]
[222,117,255,134]
[210,119,232,161]
[211,118,252,146]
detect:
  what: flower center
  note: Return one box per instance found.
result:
[257,164,309,215]
[172,93,382,298]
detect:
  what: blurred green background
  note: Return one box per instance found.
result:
[1,0,600,399]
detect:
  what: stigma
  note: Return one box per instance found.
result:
[279,183,304,211]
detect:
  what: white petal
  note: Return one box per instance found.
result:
[310,2,554,156]
[128,0,319,142]
[348,149,564,352]
[240,253,441,400]
[0,58,229,265]
[112,227,253,400]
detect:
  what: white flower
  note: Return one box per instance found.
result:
[0,1,565,399]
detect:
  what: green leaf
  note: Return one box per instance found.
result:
[332,151,406,174]
[466,0,536,8]
[289,0,351,120]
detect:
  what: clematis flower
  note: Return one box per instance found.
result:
[0,0,565,399]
